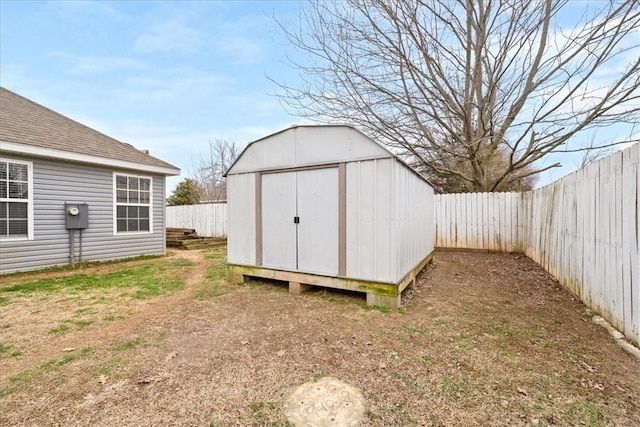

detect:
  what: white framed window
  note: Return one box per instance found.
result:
[0,158,34,240]
[113,173,153,234]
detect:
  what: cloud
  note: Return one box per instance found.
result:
[132,14,266,63]
[49,52,146,74]
[0,64,42,91]
[216,35,264,64]
[133,21,208,53]
[214,14,269,64]
[45,0,131,22]
[117,67,236,105]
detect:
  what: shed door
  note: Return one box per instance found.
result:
[261,167,339,276]
[297,168,339,275]
[261,172,297,270]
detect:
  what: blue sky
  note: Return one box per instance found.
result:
[1,1,637,193]
[1,0,304,193]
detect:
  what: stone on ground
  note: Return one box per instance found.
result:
[284,377,365,427]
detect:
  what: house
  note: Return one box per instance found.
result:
[225,125,435,308]
[0,87,180,274]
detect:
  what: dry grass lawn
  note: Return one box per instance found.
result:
[0,247,638,426]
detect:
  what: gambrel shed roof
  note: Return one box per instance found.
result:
[0,86,179,175]
[226,124,431,186]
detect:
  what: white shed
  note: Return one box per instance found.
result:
[226,125,435,308]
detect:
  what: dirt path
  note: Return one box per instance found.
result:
[0,250,212,380]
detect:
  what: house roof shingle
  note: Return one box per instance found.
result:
[0,86,179,174]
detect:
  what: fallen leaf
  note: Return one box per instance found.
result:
[578,361,597,373]
[165,351,177,362]
[517,387,528,396]
[62,348,76,352]
[97,375,108,385]
[277,349,286,357]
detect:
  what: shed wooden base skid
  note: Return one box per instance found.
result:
[227,251,434,309]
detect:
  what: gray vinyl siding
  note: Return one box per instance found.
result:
[0,155,166,274]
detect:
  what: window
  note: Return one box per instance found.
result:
[0,159,33,240]
[114,174,152,234]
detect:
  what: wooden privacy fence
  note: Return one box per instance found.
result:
[435,143,639,346]
[435,192,527,252]
[166,202,227,238]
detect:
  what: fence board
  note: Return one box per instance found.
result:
[166,203,228,237]
[434,144,639,346]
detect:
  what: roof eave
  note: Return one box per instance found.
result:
[0,140,181,176]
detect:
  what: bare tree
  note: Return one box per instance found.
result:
[190,138,241,202]
[274,0,640,192]
[574,134,616,169]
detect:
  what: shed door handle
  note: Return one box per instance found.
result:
[294,216,300,224]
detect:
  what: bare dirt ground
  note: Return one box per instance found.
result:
[1,249,639,426]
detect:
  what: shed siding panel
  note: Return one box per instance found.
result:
[391,160,434,283]
[236,133,297,173]
[0,156,166,274]
[345,159,393,282]
[294,127,392,166]
[226,173,256,266]
[230,127,392,174]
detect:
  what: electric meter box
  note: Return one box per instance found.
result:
[65,203,88,230]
